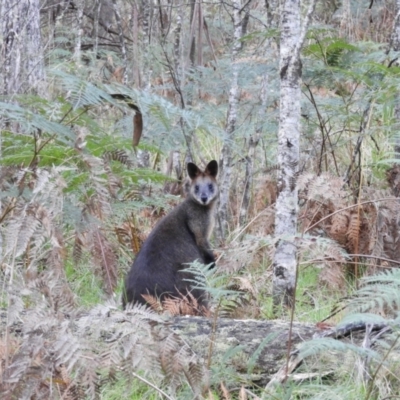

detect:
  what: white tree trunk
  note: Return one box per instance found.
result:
[136,1,152,168]
[141,0,152,90]
[392,0,400,51]
[391,0,400,158]
[25,0,46,94]
[272,0,316,309]
[218,0,242,241]
[174,13,182,78]
[1,0,45,96]
[73,0,84,65]
[132,2,140,88]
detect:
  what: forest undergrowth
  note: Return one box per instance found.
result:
[3,1,400,399]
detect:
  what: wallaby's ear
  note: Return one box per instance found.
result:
[205,160,218,177]
[187,162,201,179]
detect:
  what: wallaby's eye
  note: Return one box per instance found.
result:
[208,184,214,192]
[194,185,200,193]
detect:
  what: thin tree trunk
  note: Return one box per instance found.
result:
[218,0,243,241]
[0,0,46,290]
[25,0,46,95]
[188,0,197,71]
[132,2,140,88]
[184,0,197,111]
[136,1,152,168]
[112,0,128,85]
[340,0,352,41]
[93,0,101,57]
[197,0,203,67]
[73,0,84,65]
[1,0,46,96]
[174,13,182,79]
[272,0,316,309]
[141,0,152,90]
[391,0,400,158]
[172,3,194,163]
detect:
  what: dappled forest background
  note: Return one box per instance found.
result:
[3,0,400,398]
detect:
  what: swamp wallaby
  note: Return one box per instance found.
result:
[122,160,218,308]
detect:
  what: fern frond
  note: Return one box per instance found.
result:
[160,333,184,383]
[307,174,348,207]
[182,261,238,302]
[297,172,315,192]
[103,149,134,167]
[101,341,122,370]
[346,211,361,251]
[348,269,400,314]
[114,216,144,254]
[7,211,41,258]
[184,361,204,397]
[73,231,85,264]
[298,337,381,361]
[157,329,203,396]
[0,101,74,143]
[54,333,82,372]
[299,235,348,268]
[142,294,164,312]
[162,292,211,316]
[50,70,118,110]
[80,356,100,399]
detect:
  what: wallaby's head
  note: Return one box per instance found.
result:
[187,160,218,206]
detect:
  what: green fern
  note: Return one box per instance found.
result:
[348,269,400,315]
[181,260,238,303]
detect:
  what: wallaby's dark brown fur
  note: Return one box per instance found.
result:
[123,160,218,308]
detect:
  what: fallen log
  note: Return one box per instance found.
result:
[170,316,384,386]
[1,308,392,387]
[171,316,316,384]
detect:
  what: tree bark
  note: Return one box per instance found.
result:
[135,0,152,168]
[272,0,316,309]
[172,316,316,385]
[391,0,400,158]
[1,0,46,96]
[73,0,84,65]
[141,0,152,90]
[218,0,243,241]
[272,0,302,309]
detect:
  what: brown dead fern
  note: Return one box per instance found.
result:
[143,292,211,317]
[114,214,144,255]
[297,172,400,284]
[1,286,205,400]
